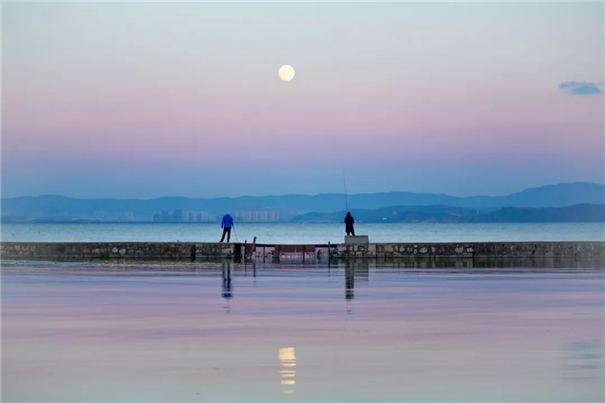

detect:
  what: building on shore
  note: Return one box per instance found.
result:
[233,211,281,222]
[152,209,283,223]
[153,210,218,223]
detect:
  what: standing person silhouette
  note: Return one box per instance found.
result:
[220,213,234,243]
[344,212,355,236]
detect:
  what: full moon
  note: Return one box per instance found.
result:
[278,65,295,82]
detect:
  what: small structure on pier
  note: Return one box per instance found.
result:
[345,235,369,245]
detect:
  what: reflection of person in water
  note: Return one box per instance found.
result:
[222,261,232,299]
[344,212,355,236]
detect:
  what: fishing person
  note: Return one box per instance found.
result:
[344,212,355,236]
[220,213,234,243]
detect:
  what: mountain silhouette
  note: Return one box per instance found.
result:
[1,182,603,222]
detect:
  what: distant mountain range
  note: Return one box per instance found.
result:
[291,204,605,223]
[1,182,604,223]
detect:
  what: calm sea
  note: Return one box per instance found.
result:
[2,262,603,402]
[1,222,604,244]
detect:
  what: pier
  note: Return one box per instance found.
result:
[1,241,604,263]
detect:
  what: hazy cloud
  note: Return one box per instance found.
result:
[559,81,603,95]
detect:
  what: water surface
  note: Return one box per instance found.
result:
[2,222,604,244]
[2,261,603,402]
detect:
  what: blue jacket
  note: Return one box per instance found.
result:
[221,214,234,228]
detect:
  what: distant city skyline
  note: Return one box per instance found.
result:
[152,209,281,223]
[2,2,603,198]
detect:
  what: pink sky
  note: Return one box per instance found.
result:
[2,2,603,198]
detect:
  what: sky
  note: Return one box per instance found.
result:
[2,2,604,199]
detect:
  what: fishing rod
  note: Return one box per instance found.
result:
[342,167,349,210]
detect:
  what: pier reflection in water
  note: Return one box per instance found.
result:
[1,259,603,403]
[344,259,369,300]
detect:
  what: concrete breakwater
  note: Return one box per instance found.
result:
[1,241,604,262]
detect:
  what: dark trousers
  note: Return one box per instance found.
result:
[346,226,355,236]
[220,227,231,242]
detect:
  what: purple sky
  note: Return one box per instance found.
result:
[2,2,604,198]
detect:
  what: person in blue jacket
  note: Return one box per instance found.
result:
[220,213,234,243]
